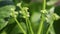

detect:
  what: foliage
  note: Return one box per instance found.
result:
[0,0,60,34]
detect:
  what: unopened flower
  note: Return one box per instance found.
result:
[11,8,15,11]
[17,3,21,7]
[41,10,48,14]
[53,13,60,20]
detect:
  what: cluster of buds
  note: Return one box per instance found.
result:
[41,10,48,14]
[40,6,60,23]
[45,13,60,23]
[17,3,30,19]
[52,13,60,20]
[10,8,18,18]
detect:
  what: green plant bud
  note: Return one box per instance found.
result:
[23,16,26,18]
[23,7,29,10]
[26,14,29,18]
[45,15,50,22]
[15,12,18,15]
[46,17,49,22]
[11,8,15,11]
[27,14,30,17]
[41,10,48,14]
[53,13,60,20]
[17,3,22,7]
[10,12,17,18]
[14,15,17,18]
[19,11,22,14]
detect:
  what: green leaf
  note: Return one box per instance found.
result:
[0,5,15,30]
[0,18,8,30]
[0,23,16,34]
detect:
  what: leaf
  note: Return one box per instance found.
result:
[0,23,16,34]
[0,5,15,30]
[0,18,8,30]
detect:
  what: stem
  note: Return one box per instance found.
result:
[14,18,26,34]
[17,2,34,34]
[26,18,34,34]
[43,0,46,10]
[22,7,34,34]
[37,14,45,34]
[37,0,46,34]
[12,11,26,34]
[46,21,54,34]
[25,18,30,34]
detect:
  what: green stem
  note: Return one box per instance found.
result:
[26,18,34,34]
[43,0,46,10]
[19,5,34,34]
[37,14,45,34]
[25,18,30,34]
[12,11,26,34]
[14,18,26,34]
[46,21,54,34]
[37,0,46,34]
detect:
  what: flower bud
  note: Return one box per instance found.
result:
[41,10,48,14]
[17,3,21,7]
